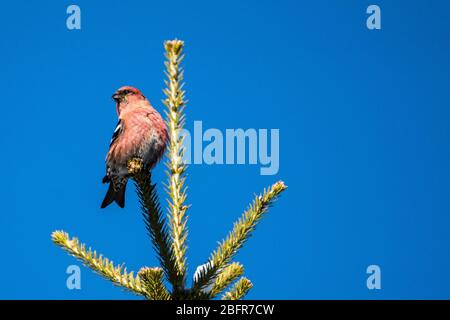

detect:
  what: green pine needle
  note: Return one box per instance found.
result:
[192,181,287,294]
[51,231,149,298]
[222,277,253,300]
[138,267,171,300]
[132,162,181,291]
[210,262,244,298]
[163,39,189,290]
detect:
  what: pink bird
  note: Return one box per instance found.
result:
[101,86,168,208]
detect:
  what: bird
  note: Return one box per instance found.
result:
[101,86,168,208]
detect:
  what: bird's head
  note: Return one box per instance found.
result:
[112,86,143,102]
[112,86,145,114]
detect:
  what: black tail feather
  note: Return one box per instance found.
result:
[101,182,126,208]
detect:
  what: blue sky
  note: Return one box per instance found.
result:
[1,0,450,299]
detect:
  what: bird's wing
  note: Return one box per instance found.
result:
[105,119,125,163]
[109,119,123,147]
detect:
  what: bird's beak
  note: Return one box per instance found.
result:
[112,93,120,101]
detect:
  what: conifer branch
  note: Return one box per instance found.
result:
[51,39,287,301]
[221,277,253,300]
[138,267,171,300]
[210,262,244,298]
[163,39,189,289]
[192,181,287,294]
[51,231,149,298]
[130,159,180,291]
